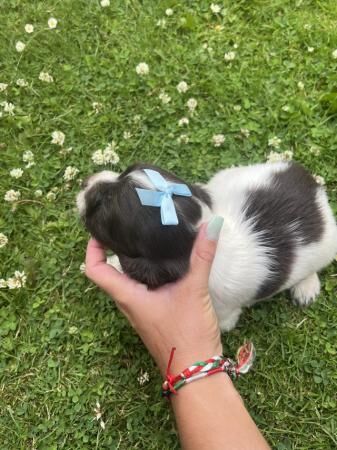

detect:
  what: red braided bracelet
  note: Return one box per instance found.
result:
[162,342,255,397]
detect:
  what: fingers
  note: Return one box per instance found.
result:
[85,238,137,300]
[189,217,224,288]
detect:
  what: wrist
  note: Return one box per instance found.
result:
[171,370,235,401]
[156,344,223,377]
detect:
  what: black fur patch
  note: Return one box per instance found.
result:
[82,162,212,288]
[244,163,324,299]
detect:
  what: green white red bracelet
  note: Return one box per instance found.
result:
[162,342,256,397]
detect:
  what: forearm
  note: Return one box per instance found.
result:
[171,373,270,450]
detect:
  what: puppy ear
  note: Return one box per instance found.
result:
[118,254,189,289]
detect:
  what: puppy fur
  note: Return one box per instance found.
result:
[77,161,337,330]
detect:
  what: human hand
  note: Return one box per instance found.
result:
[85,217,224,375]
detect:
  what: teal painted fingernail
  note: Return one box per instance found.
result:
[206,216,224,241]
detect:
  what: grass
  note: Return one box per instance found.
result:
[1,0,337,448]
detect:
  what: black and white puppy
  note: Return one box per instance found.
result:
[77,162,337,331]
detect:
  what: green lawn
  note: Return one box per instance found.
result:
[1,1,337,449]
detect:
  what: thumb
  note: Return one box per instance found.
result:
[189,216,224,287]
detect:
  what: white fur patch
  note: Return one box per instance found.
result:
[128,171,155,189]
[76,170,120,215]
[89,170,119,186]
[204,161,337,330]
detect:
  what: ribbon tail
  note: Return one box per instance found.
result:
[135,188,163,207]
[161,194,179,225]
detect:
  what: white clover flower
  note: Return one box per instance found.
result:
[16,79,28,87]
[176,81,189,93]
[105,141,118,152]
[103,147,120,165]
[307,47,314,53]
[314,175,325,186]
[48,17,58,29]
[92,150,105,165]
[156,19,166,28]
[177,134,189,144]
[282,105,290,112]
[187,98,197,112]
[7,277,20,289]
[309,146,321,156]
[212,134,225,147]
[25,24,34,33]
[4,190,21,202]
[0,83,8,92]
[63,166,79,182]
[39,71,54,83]
[7,271,27,289]
[10,168,23,179]
[137,371,150,385]
[123,131,132,140]
[224,51,236,61]
[93,401,106,431]
[136,62,149,76]
[332,49,337,59]
[297,81,305,90]
[16,41,26,52]
[233,104,241,111]
[59,147,72,156]
[133,114,141,122]
[92,102,103,114]
[266,151,283,163]
[210,3,221,14]
[178,117,189,126]
[233,43,239,49]
[100,0,110,6]
[283,150,293,160]
[165,8,173,16]
[80,262,86,273]
[240,128,250,138]
[94,401,102,420]
[2,102,15,115]
[268,136,282,148]
[304,23,311,30]
[0,279,7,288]
[0,233,8,248]
[266,150,293,163]
[22,150,35,169]
[92,143,120,165]
[159,91,171,104]
[15,271,27,287]
[46,191,56,201]
[68,326,79,334]
[23,150,34,163]
[34,189,43,198]
[51,130,65,146]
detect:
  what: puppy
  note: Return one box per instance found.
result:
[77,162,337,331]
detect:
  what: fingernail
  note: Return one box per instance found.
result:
[206,216,224,241]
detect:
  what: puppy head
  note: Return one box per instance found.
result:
[77,163,212,288]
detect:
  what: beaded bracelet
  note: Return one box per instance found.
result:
[162,342,255,397]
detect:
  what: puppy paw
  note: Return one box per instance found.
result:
[218,309,242,332]
[291,273,320,306]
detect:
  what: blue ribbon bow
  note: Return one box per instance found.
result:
[135,169,192,225]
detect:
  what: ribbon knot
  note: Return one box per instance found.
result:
[135,169,192,225]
